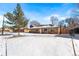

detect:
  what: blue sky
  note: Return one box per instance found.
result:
[0,3,77,27]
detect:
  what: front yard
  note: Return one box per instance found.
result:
[0,33,79,56]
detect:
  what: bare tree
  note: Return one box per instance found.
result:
[50,16,58,26]
[58,20,65,34]
[30,20,40,27]
[65,17,79,28]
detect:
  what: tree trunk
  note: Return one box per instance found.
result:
[17,27,20,36]
[2,17,5,35]
[2,27,4,35]
[60,25,61,34]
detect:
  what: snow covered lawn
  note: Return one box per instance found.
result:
[0,33,79,56]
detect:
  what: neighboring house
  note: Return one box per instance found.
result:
[0,24,70,34]
[29,24,69,34]
[0,27,30,33]
[24,28,31,32]
[13,27,31,32]
[0,27,13,32]
[69,23,79,34]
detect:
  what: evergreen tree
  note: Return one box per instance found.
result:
[4,3,29,35]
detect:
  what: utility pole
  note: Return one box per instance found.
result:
[5,38,7,56]
[2,15,7,56]
[71,36,76,56]
[70,30,77,56]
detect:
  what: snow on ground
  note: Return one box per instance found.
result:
[0,33,79,56]
[0,36,6,56]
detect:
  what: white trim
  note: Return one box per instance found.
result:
[30,26,58,29]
